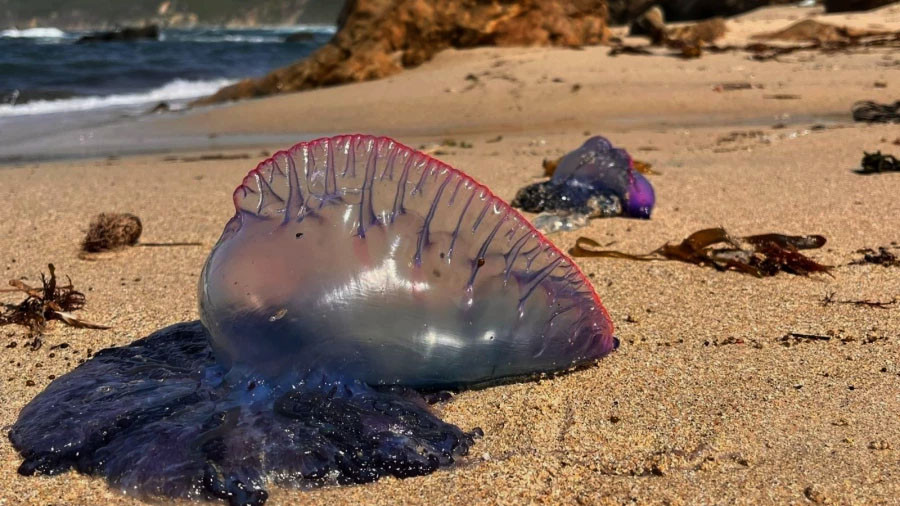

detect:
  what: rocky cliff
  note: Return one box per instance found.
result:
[195,0,610,104]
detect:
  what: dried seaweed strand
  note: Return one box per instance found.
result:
[821,291,898,310]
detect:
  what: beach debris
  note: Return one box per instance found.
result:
[712,82,756,92]
[163,153,252,163]
[0,264,108,340]
[81,213,143,253]
[778,332,832,347]
[856,151,899,174]
[284,31,315,43]
[513,136,655,233]
[570,227,831,277]
[627,7,726,58]
[821,291,898,309]
[852,101,900,124]
[612,18,900,61]
[851,246,900,266]
[419,138,475,156]
[751,19,888,44]
[608,45,653,56]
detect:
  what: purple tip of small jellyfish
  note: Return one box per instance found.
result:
[625,171,655,219]
[10,134,618,506]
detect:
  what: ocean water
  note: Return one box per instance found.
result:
[0,25,334,116]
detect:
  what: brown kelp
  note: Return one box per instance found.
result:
[570,227,831,277]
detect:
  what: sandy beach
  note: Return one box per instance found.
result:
[2,4,899,505]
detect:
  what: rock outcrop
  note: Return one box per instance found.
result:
[195,0,610,104]
[824,0,897,12]
[608,0,798,24]
[76,25,159,43]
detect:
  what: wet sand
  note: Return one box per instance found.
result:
[2,4,899,505]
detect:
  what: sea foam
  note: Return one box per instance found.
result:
[0,78,234,116]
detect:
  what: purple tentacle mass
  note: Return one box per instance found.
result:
[10,135,617,506]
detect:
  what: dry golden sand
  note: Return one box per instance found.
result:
[2,4,899,505]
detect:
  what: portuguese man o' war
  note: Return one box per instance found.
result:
[9,135,617,505]
[512,136,656,233]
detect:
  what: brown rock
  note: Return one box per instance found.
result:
[824,0,897,12]
[629,6,666,43]
[631,7,727,48]
[610,1,798,24]
[195,0,610,104]
[81,213,142,253]
[667,17,727,45]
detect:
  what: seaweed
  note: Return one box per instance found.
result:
[852,101,900,124]
[81,213,142,252]
[821,291,898,310]
[0,264,108,341]
[570,227,830,277]
[856,151,899,174]
[851,246,900,267]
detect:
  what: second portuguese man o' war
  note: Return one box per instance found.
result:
[513,136,656,232]
[9,135,618,505]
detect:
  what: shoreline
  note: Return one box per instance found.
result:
[3,4,898,164]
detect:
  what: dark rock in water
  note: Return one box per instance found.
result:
[194,0,611,105]
[285,31,316,43]
[824,0,896,12]
[77,25,159,43]
[148,102,171,114]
